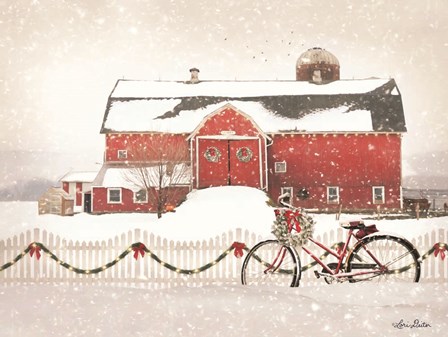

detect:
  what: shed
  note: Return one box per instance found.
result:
[38,187,74,216]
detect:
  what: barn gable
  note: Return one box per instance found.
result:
[187,103,269,140]
[187,104,269,190]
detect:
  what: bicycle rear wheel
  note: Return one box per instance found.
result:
[346,235,420,282]
[241,240,300,287]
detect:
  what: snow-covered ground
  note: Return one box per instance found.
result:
[0,282,446,337]
[0,186,446,243]
[1,186,447,336]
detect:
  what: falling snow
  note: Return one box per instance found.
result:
[1,1,448,336]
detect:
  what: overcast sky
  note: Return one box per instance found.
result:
[1,0,447,183]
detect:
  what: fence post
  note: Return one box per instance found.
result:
[437,229,447,282]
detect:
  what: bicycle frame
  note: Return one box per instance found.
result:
[298,228,385,280]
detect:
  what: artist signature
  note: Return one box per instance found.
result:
[392,319,431,329]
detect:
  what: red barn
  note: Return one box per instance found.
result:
[90,48,406,213]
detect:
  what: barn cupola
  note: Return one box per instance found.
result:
[296,47,340,83]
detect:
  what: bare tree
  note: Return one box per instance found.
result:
[122,135,190,218]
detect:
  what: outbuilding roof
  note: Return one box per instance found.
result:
[92,163,190,190]
[100,78,406,134]
[59,171,99,183]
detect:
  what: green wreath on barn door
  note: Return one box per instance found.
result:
[236,147,253,162]
[204,146,222,162]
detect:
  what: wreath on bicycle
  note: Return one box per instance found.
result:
[272,209,315,247]
[204,147,221,162]
[236,147,253,162]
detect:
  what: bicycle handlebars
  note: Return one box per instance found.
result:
[277,192,301,211]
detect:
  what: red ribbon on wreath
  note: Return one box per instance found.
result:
[232,242,246,258]
[29,243,41,260]
[285,210,302,233]
[433,243,446,261]
[132,243,146,260]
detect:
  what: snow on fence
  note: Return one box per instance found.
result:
[0,228,447,288]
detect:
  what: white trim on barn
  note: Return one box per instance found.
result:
[186,103,271,142]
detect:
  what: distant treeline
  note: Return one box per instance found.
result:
[0,179,56,201]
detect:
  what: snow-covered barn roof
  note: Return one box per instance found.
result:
[100,78,406,134]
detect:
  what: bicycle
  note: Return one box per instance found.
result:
[241,193,421,287]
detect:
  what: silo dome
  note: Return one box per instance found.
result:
[296,47,340,83]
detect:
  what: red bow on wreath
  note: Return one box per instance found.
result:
[284,210,301,233]
[232,242,246,258]
[132,243,146,260]
[29,243,41,260]
[433,243,446,261]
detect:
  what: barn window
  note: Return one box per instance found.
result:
[275,161,287,173]
[327,186,339,204]
[134,189,148,203]
[280,187,293,204]
[107,188,122,203]
[372,186,385,204]
[117,150,128,159]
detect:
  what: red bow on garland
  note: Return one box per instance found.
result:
[232,242,246,258]
[29,243,41,260]
[132,243,146,260]
[433,243,446,261]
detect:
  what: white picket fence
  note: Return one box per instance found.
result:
[0,228,447,288]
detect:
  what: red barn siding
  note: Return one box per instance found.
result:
[267,133,402,210]
[97,105,403,213]
[75,182,82,206]
[105,133,189,162]
[194,107,261,137]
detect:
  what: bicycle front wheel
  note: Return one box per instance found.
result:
[346,235,421,283]
[241,240,300,287]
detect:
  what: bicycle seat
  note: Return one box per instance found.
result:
[340,220,365,230]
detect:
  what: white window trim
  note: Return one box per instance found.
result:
[107,188,122,204]
[372,186,385,204]
[117,150,128,159]
[134,189,148,204]
[327,186,339,204]
[280,187,293,204]
[275,161,287,173]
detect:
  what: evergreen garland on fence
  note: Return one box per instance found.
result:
[0,241,446,276]
[0,242,249,275]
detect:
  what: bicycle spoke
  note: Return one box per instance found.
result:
[346,235,420,283]
[241,240,299,287]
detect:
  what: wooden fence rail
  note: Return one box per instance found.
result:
[0,228,446,288]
